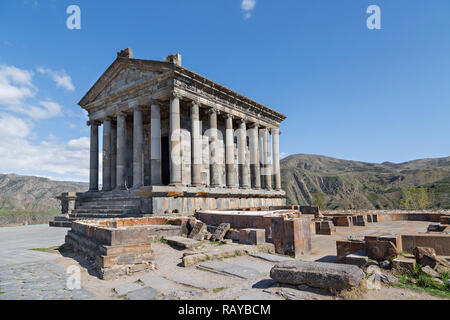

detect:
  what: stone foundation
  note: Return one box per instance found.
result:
[65,217,188,279]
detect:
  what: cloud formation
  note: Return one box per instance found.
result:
[241,0,256,19]
[37,67,75,91]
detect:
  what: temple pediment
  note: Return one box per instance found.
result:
[79,58,170,108]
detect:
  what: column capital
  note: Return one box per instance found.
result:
[208,107,218,115]
[171,90,182,100]
[189,98,201,107]
[116,111,127,118]
[87,120,101,127]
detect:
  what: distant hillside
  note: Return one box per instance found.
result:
[0,173,87,226]
[281,154,450,210]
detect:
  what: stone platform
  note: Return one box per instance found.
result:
[51,186,286,227]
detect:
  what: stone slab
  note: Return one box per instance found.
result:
[166,274,220,291]
[114,283,142,296]
[139,275,172,289]
[232,259,273,274]
[126,287,158,300]
[197,261,262,279]
[270,260,365,291]
[250,253,295,263]
[164,236,203,250]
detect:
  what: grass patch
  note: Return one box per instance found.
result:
[210,241,224,246]
[393,265,450,299]
[29,245,70,255]
[117,294,127,299]
[159,238,169,245]
[213,287,226,293]
[0,292,4,295]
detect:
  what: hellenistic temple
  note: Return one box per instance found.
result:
[55,48,287,224]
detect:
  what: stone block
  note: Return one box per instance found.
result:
[401,234,450,255]
[188,221,207,241]
[270,260,365,291]
[239,228,266,245]
[333,216,351,227]
[345,250,368,268]
[440,215,450,225]
[365,239,398,261]
[315,221,336,235]
[165,236,203,250]
[392,257,416,274]
[336,240,365,262]
[211,223,231,242]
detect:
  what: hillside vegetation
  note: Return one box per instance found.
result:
[0,174,87,226]
[281,154,450,210]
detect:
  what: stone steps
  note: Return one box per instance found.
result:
[72,208,138,214]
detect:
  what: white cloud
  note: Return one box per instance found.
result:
[37,67,75,91]
[0,114,91,180]
[241,0,256,11]
[241,0,256,19]
[280,152,290,159]
[0,64,65,119]
[0,65,35,106]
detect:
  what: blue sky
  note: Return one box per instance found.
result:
[0,0,449,181]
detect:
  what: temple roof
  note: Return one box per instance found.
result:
[79,51,286,123]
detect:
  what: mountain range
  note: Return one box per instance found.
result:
[281,154,450,209]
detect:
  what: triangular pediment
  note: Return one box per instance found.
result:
[79,58,171,107]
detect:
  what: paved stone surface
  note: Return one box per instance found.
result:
[0,261,93,300]
[0,224,68,267]
[250,253,294,263]
[114,283,143,296]
[126,287,158,300]
[198,261,262,279]
[166,274,221,290]
[232,258,273,274]
[139,275,172,289]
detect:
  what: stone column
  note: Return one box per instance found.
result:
[264,128,272,190]
[225,115,235,188]
[133,106,144,189]
[272,128,281,190]
[111,122,117,190]
[249,123,261,189]
[89,120,100,192]
[208,108,220,188]
[191,101,202,187]
[259,128,266,189]
[150,101,162,185]
[238,120,250,189]
[102,118,112,191]
[116,112,127,190]
[169,92,182,186]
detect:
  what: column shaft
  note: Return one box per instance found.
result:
[264,128,272,190]
[89,121,99,191]
[272,128,281,190]
[133,107,144,189]
[209,109,220,187]
[238,120,250,189]
[102,119,112,191]
[116,113,127,190]
[250,124,261,189]
[111,122,117,189]
[225,115,235,188]
[150,103,162,185]
[191,102,202,187]
[169,93,182,185]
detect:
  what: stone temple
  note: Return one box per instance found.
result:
[53,48,287,226]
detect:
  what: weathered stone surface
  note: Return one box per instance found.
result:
[380,273,398,285]
[139,275,172,289]
[379,260,391,269]
[336,240,365,262]
[211,223,231,242]
[345,250,368,268]
[189,221,208,241]
[250,253,294,263]
[126,287,158,300]
[236,291,282,300]
[239,228,266,245]
[198,261,262,279]
[422,265,440,278]
[365,240,398,261]
[164,236,203,250]
[114,283,142,296]
[392,257,416,274]
[270,260,365,291]
[413,247,437,267]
